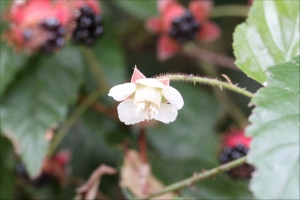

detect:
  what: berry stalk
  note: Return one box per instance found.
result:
[142,156,248,199]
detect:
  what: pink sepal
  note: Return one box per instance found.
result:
[197,21,220,42]
[145,17,161,33]
[131,66,147,83]
[189,0,213,22]
[157,35,180,61]
[158,78,170,86]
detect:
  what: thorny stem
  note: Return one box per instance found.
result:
[142,156,248,199]
[49,89,104,155]
[211,5,250,18]
[155,74,254,99]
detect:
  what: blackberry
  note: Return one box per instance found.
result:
[219,144,254,179]
[169,10,200,44]
[39,17,67,55]
[72,6,104,46]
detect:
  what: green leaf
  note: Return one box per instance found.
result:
[0,43,27,96]
[0,47,84,177]
[247,56,300,199]
[233,1,299,83]
[113,0,157,19]
[148,84,253,199]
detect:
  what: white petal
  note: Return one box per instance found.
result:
[136,78,165,88]
[117,99,143,125]
[153,103,178,123]
[108,83,136,101]
[162,86,184,109]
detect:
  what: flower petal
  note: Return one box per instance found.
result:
[153,103,178,123]
[189,0,213,22]
[108,83,136,101]
[145,17,161,33]
[157,35,180,61]
[197,21,220,42]
[117,100,143,125]
[136,78,166,88]
[131,66,147,83]
[162,86,184,109]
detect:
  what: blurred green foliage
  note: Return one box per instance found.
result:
[1,0,298,199]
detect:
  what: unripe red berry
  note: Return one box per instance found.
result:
[2,0,74,54]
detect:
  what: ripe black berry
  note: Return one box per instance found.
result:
[169,10,200,44]
[72,6,104,46]
[38,17,67,55]
[219,144,254,179]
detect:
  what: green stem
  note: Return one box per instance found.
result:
[142,156,247,199]
[49,48,111,155]
[155,74,254,99]
[211,5,249,18]
[80,47,110,91]
[49,89,104,155]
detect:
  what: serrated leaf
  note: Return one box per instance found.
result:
[233,1,300,83]
[0,47,84,177]
[148,84,253,199]
[113,0,157,19]
[0,43,27,96]
[247,56,300,199]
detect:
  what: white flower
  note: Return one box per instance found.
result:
[108,67,184,125]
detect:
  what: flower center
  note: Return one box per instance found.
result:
[168,10,200,44]
[133,85,162,121]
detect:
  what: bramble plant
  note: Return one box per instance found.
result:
[0,0,299,199]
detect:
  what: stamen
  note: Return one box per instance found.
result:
[133,85,162,121]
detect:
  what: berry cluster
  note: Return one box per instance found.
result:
[72,6,104,46]
[39,17,67,54]
[169,10,200,43]
[219,144,254,179]
[218,129,254,179]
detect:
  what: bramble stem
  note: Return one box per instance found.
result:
[155,74,254,99]
[142,156,247,199]
[49,89,104,155]
[211,5,249,18]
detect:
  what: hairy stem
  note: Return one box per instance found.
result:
[155,74,254,99]
[211,5,249,18]
[143,156,247,199]
[49,89,104,155]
